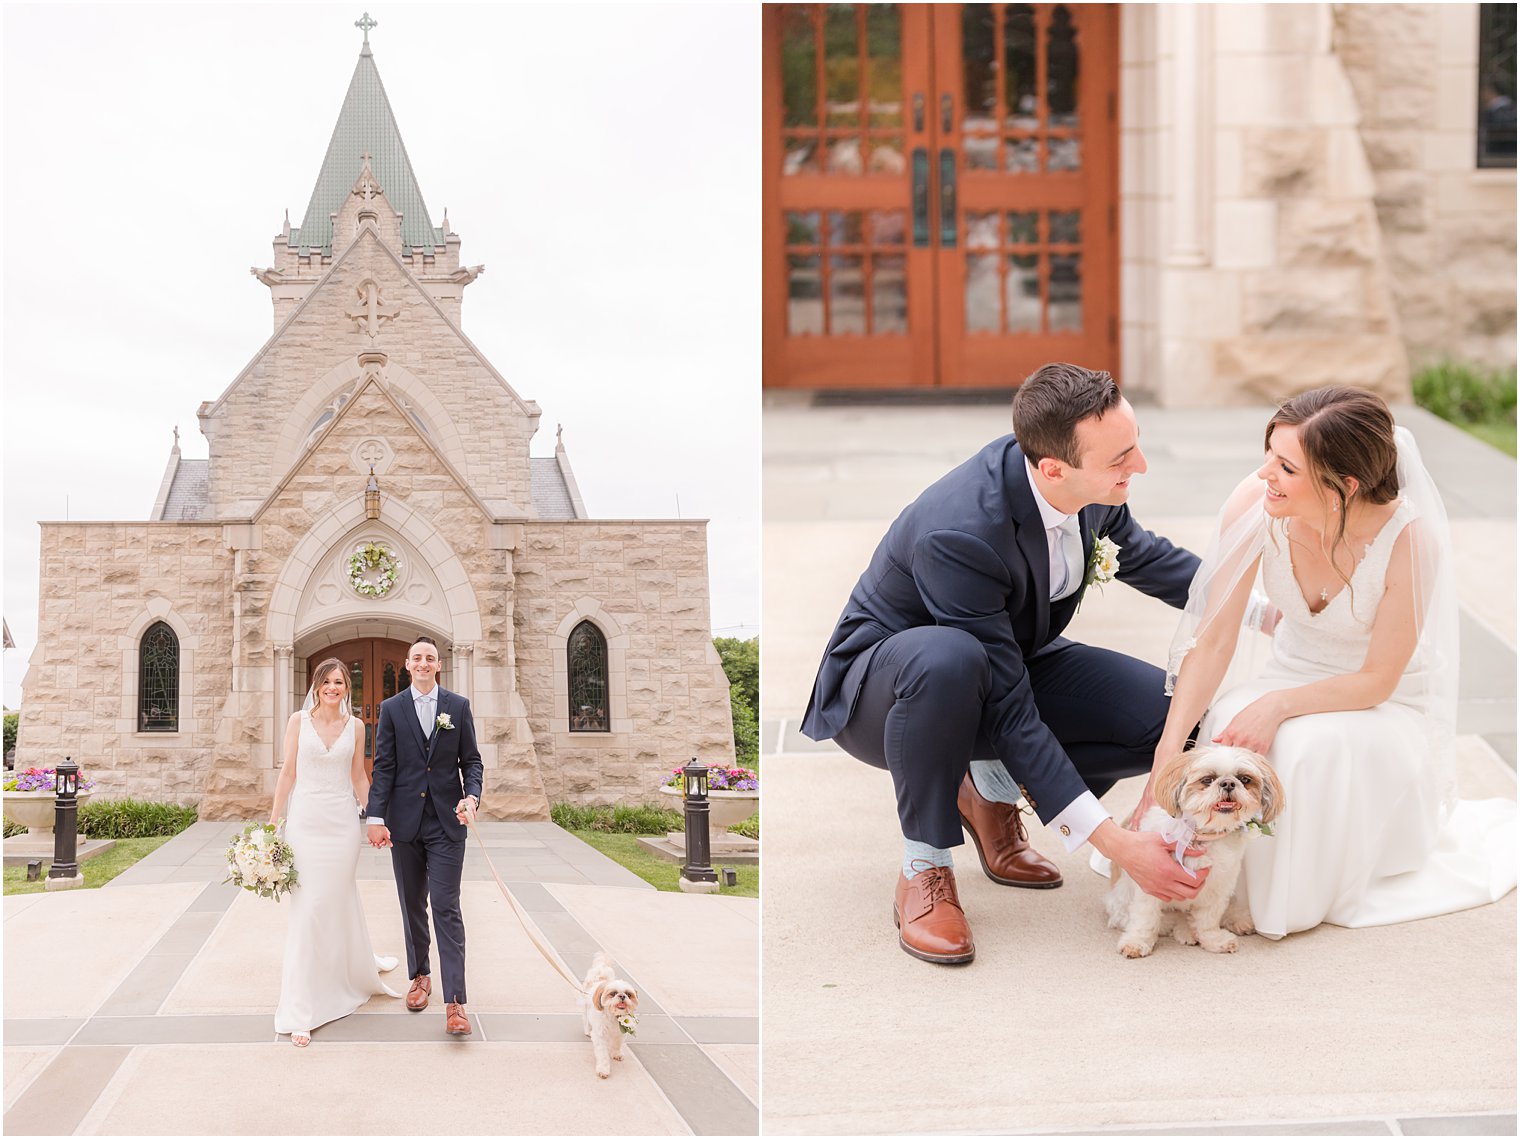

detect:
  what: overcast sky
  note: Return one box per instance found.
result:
[2,3,761,708]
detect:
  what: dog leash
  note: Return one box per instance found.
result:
[458,801,587,994]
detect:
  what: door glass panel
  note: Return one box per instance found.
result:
[865,4,902,127]
[868,137,905,173]
[788,255,824,334]
[873,254,907,332]
[829,254,866,334]
[348,657,366,758]
[1049,253,1083,331]
[966,253,1001,332]
[383,662,398,699]
[966,210,999,250]
[825,5,860,126]
[1006,254,1041,332]
[1003,5,1038,128]
[1049,209,1080,244]
[781,6,818,128]
[827,136,864,174]
[1008,210,1040,244]
[1005,137,1039,173]
[1046,5,1081,128]
[1048,137,1081,172]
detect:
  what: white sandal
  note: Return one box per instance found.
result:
[292,1031,311,1048]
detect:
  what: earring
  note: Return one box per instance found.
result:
[1330,502,1339,513]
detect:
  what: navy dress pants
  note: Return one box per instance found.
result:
[390,801,468,1003]
[833,626,1175,849]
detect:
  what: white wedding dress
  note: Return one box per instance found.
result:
[273,712,400,1035]
[1203,502,1517,938]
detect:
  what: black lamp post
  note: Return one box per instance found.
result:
[679,758,718,886]
[49,756,81,881]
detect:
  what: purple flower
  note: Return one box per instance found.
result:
[3,767,94,793]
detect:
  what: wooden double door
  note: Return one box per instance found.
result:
[763,3,1119,389]
[321,639,412,778]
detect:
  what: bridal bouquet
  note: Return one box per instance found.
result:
[223,821,299,901]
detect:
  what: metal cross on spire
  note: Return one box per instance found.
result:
[355,12,378,45]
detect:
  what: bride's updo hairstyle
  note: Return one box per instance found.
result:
[1266,386,1401,587]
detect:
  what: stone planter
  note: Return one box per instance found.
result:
[3,790,93,835]
[657,784,758,831]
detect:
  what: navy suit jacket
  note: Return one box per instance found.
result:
[367,686,484,844]
[800,435,1199,823]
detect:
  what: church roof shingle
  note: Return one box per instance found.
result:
[531,457,581,520]
[289,41,442,256]
[160,459,210,521]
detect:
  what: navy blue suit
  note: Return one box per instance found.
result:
[367,686,483,1002]
[801,435,1199,847]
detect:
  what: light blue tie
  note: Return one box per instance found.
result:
[417,694,434,737]
[1051,515,1084,601]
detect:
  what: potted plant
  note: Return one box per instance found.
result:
[658,764,758,830]
[3,766,94,835]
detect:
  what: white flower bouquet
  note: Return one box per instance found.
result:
[223,821,299,901]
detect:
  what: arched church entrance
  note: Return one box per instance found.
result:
[319,637,412,777]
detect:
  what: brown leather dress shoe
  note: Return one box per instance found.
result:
[957,773,1063,888]
[445,1002,471,1035]
[893,866,974,964]
[406,974,431,1011]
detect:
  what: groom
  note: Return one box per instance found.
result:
[366,636,483,1034]
[802,362,1208,964]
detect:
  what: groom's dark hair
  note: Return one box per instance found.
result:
[1011,362,1121,466]
[413,635,438,648]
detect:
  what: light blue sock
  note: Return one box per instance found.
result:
[902,839,955,879]
[969,759,1023,805]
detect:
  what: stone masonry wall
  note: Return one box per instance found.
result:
[1335,4,1517,371]
[202,226,535,518]
[15,523,232,804]
[514,520,736,807]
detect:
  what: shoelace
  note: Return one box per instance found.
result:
[909,863,961,910]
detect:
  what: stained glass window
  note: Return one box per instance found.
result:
[139,621,179,732]
[1479,4,1516,168]
[567,620,609,732]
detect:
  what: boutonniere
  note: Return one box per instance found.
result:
[1085,531,1121,590]
[1074,530,1121,613]
[435,712,455,731]
[616,1013,638,1036]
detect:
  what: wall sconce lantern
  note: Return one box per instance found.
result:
[364,466,381,521]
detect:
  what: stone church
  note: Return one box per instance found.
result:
[16,32,735,818]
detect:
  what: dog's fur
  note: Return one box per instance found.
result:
[1106,745,1284,957]
[580,953,639,1078]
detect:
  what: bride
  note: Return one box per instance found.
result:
[270,658,401,1046]
[1141,386,1515,938]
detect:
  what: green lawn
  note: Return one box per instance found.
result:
[1460,419,1517,457]
[568,830,758,898]
[3,836,175,895]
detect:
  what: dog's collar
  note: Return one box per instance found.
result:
[1159,813,1239,867]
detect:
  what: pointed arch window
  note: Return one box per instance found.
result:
[567,620,610,732]
[139,621,180,732]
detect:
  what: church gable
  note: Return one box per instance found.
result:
[203,226,536,518]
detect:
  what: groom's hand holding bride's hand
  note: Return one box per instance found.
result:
[367,823,391,849]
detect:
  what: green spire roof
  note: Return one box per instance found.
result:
[290,39,442,255]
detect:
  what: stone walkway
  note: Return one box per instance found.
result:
[761,397,1516,1136]
[4,821,757,1135]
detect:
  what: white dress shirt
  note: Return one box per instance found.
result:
[1022,460,1110,852]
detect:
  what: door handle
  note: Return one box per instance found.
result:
[939,149,957,248]
[912,147,930,247]
[940,93,953,134]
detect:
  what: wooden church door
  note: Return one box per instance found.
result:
[321,638,412,779]
[763,3,1119,389]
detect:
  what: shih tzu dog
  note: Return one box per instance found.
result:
[1106,745,1284,958]
[580,953,640,1079]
